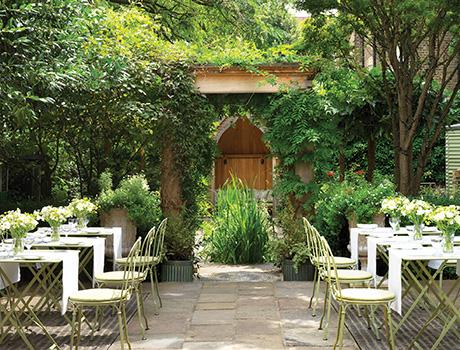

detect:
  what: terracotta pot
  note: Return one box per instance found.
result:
[100,208,136,257]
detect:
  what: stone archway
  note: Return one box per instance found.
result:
[213,117,273,194]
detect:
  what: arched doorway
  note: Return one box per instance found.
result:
[214,118,273,191]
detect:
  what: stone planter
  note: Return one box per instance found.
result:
[282,259,315,281]
[160,260,194,282]
[100,208,136,258]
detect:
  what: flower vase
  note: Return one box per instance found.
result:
[442,228,455,253]
[77,217,88,230]
[13,237,24,255]
[413,222,424,240]
[50,226,60,241]
[390,216,400,232]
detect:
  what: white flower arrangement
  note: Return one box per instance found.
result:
[37,206,71,228]
[381,195,409,217]
[428,205,460,231]
[401,199,432,224]
[68,198,97,218]
[0,209,38,238]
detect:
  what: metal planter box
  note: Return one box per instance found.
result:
[282,259,315,281]
[160,260,194,282]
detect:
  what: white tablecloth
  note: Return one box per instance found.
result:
[367,235,460,280]
[33,237,105,286]
[38,226,122,269]
[0,257,20,290]
[350,226,439,261]
[0,250,79,314]
[388,247,460,315]
[350,227,393,261]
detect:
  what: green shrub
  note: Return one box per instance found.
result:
[314,173,394,255]
[203,176,269,264]
[266,203,310,271]
[419,186,460,206]
[164,215,195,261]
[98,172,162,237]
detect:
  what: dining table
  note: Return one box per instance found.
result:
[387,246,460,349]
[32,236,105,288]
[359,228,460,350]
[36,226,122,269]
[0,249,79,349]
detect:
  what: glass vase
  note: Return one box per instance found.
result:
[50,225,60,241]
[413,222,424,240]
[442,228,455,253]
[13,237,24,255]
[389,216,400,232]
[76,217,88,230]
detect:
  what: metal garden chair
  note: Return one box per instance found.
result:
[318,235,396,349]
[307,222,378,340]
[116,218,167,309]
[69,237,142,350]
[303,219,357,317]
[94,225,157,340]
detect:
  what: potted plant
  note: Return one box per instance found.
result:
[267,204,314,281]
[98,172,162,256]
[0,209,38,254]
[161,215,196,282]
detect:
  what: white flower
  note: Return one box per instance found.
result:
[68,198,97,218]
[39,206,71,227]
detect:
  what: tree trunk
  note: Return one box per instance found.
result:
[366,135,376,182]
[398,130,413,195]
[160,139,183,217]
[396,79,414,195]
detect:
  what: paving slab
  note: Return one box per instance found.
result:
[107,268,360,350]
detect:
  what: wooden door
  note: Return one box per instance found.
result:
[215,154,272,190]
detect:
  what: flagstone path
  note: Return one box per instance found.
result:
[108,278,360,350]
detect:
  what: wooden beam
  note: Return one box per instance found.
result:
[194,64,315,94]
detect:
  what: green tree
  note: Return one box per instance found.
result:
[296,0,460,195]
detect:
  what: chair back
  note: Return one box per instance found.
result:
[302,218,313,253]
[318,236,342,297]
[120,237,142,296]
[138,225,157,272]
[152,218,167,261]
[309,225,323,269]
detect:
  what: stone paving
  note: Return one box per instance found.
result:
[108,280,360,350]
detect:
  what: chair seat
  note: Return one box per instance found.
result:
[116,256,160,266]
[69,288,129,304]
[95,271,145,283]
[315,256,356,267]
[338,288,395,303]
[331,269,373,281]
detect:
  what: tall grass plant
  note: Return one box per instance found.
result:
[203,176,269,264]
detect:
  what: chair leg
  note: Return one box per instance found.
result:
[309,267,318,309]
[319,281,328,330]
[384,305,396,350]
[139,286,149,331]
[117,308,125,350]
[70,307,78,350]
[312,270,321,317]
[135,287,147,340]
[154,266,162,308]
[76,307,82,349]
[122,304,132,350]
[334,304,347,350]
[324,283,333,341]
